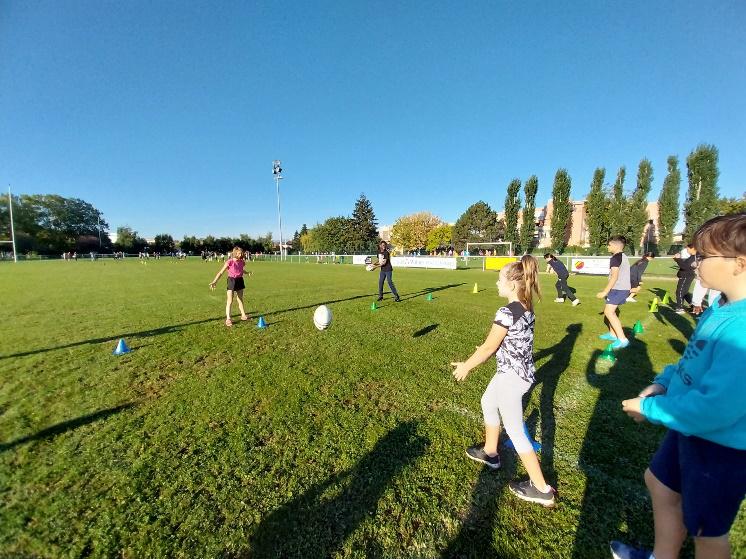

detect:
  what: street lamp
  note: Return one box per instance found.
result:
[272,160,284,261]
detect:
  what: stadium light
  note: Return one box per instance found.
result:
[272,160,285,260]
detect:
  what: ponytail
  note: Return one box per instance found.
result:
[503,255,541,311]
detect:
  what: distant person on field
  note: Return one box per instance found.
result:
[451,255,556,507]
[627,252,655,302]
[614,213,746,559]
[372,240,400,302]
[544,253,580,306]
[596,235,631,349]
[209,246,252,327]
[673,244,697,314]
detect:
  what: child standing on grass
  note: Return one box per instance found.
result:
[451,255,556,507]
[544,253,581,306]
[596,236,631,349]
[627,252,655,302]
[614,214,746,559]
[209,246,252,327]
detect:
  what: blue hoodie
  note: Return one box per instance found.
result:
[641,296,746,450]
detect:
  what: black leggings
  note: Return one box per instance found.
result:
[555,277,576,301]
[675,274,695,308]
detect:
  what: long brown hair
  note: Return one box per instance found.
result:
[503,254,541,311]
[231,246,245,260]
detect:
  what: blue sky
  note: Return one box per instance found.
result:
[1,1,744,239]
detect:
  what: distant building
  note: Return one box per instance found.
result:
[377,225,393,243]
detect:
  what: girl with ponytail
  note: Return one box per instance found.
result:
[451,254,556,506]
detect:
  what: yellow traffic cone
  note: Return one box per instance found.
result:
[662,292,670,305]
[649,297,659,313]
[472,283,478,294]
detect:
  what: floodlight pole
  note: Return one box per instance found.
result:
[97,213,102,250]
[273,160,285,261]
[8,186,17,263]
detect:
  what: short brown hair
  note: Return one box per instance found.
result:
[693,213,746,256]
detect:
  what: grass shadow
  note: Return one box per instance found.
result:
[413,324,439,338]
[0,402,137,452]
[247,421,428,558]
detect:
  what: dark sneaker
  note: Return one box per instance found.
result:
[465,444,501,469]
[508,479,556,507]
[377,297,383,302]
[394,297,401,302]
[610,541,652,559]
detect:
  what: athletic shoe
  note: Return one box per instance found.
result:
[626,297,637,303]
[465,444,501,469]
[394,297,401,302]
[377,297,383,302]
[553,297,565,303]
[609,541,652,559]
[599,333,618,341]
[572,299,581,306]
[610,339,630,350]
[507,479,556,507]
[674,307,686,314]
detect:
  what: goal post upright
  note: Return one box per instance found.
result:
[1,186,17,263]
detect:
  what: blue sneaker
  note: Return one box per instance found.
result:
[599,333,618,341]
[610,540,652,559]
[610,339,630,350]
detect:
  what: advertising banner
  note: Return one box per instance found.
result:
[484,256,519,271]
[390,256,457,270]
[571,257,610,275]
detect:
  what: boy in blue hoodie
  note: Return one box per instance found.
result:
[612,214,746,559]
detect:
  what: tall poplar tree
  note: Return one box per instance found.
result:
[684,145,720,240]
[657,156,680,254]
[608,166,628,238]
[504,178,521,254]
[519,175,538,254]
[628,159,654,255]
[550,169,572,253]
[585,168,607,255]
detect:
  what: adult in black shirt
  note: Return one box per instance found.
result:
[543,254,579,305]
[373,241,400,302]
[628,252,655,302]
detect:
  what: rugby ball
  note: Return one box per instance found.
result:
[365,264,375,272]
[313,305,332,330]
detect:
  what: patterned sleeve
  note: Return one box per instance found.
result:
[493,306,514,329]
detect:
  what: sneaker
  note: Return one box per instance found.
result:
[377,297,383,302]
[465,444,501,469]
[610,338,630,350]
[610,541,652,559]
[626,297,637,303]
[599,333,618,341]
[508,479,556,507]
[674,307,686,314]
[553,297,565,303]
[394,297,401,302]
[572,299,581,306]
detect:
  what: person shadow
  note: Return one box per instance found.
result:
[571,338,662,558]
[248,421,428,558]
[525,323,583,486]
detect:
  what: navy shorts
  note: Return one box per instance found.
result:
[227,276,245,292]
[605,289,630,306]
[649,430,746,537]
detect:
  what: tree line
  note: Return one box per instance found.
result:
[2,144,740,257]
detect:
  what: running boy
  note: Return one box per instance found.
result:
[614,213,746,559]
[451,255,556,507]
[596,236,631,349]
[209,246,252,327]
[627,252,655,302]
[544,253,580,306]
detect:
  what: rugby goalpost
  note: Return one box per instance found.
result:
[1,187,17,263]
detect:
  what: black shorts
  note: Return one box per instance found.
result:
[649,430,746,537]
[227,276,245,292]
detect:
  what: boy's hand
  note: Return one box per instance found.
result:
[639,383,666,398]
[451,362,470,382]
[622,397,646,423]
[596,291,608,299]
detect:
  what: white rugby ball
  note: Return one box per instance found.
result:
[313,305,332,330]
[365,264,375,272]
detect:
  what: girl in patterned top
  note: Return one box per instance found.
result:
[209,246,252,327]
[451,255,556,507]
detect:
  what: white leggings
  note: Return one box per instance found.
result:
[481,372,534,453]
[691,279,720,307]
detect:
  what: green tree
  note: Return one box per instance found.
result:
[313,217,355,253]
[350,194,379,252]
[391,212,443,252]
[549,169,572,253]
[504,178,521,253]
[519,176,538,254]
[114,226,146,253]
[657,156,681,255]
[684,145,720,240]
[607,167,628,238]
[452,201,500,251]
[627,159,654,255]
[426,224,453,252]
[585,168,608,255]
[719,194,746,215]
[153,234,176,253]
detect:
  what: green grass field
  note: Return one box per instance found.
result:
[1,260,744,558]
